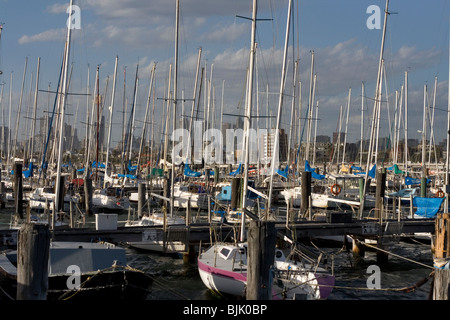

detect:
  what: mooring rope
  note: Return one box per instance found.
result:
[58,263,191,300]
[360,241,434,270]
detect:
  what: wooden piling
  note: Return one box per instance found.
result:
[16,223,51,300]
[13,162,23,219]
[433,213,450,300]
[246,220,276,300]
[231,178,241,210]
[84,177,93,215]
[376,241,389,264]
[138,183,145,218]
[421,177,427,198]
[301,171,311,218]
[434,213,450,260]
[0,181,5,208]
[57,175,65,213]
[375,169,386,219]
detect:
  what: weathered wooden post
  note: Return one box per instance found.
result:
[246,220,277,300]
[301,171,311,219]
[0,181,5,209]
[375,169,386,220]
[17,223,51,300]
[186,197,191,226]
[57,175,65,213]
[433,213,450,300]
[231,178,241,211]
[375,168,389,264]
[14,162,24,220]
[205,168,210,191]
[84,176,93,216]
[420,176,427,198]
[138,183,145,219]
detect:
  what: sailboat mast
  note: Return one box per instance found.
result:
[342,87,351,164]
[445,19,450,210]
[137,63,156,173]
[13,57,27,161]
[104,56,118,187]
[55,0,73,214]
[360,82,365,166]
[188,47,202,164]
[287,61,298,168]
[30,57,40,165]
[267,0,292,213]
[359,0,389,217]
[305,51,314,161]
[404,70,408,182]
[95,65,100,184]
[421,84,427,179]
[239,0,257,241]
[170,0,179,219]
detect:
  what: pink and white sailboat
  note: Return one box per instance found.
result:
[197,242,335,300]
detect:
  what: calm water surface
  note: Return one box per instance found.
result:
[0,207,435,301]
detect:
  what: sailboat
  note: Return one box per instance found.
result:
[280,161,329,209]
[197,241,334,300]
[0,240,153,300]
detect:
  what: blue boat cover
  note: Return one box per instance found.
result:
[230,163,243,176]
[127,160,137,172]
[23,162,34,178]
[413,197,444,218]
[354,164,376,179]
[92,161,106,169]
[405,176,431,186]
[216,185,232,202]
[184,163,201,177]
[304,160,325,180]
[118,173,137,179]
[276,165,289,179]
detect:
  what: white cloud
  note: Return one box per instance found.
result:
[46,3,68,14]
[18,28,66,44]
[200,22,247,43]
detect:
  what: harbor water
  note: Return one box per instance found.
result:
[0,206,435,301]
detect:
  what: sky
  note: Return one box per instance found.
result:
[0,0,450,155]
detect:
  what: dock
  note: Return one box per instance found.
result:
[0,216,435,249]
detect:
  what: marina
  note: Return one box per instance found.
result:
[1,0,450,305]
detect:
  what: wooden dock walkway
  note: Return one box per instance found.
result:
[0,217,435,250]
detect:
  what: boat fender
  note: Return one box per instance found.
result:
[331,184,341,196]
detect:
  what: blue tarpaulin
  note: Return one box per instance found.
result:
[184,163,201,177]
[23,162,34,179]
[304,160,325,180]
[413,197,444,218]
[92,161,105,169]
[354,164,376,179]
[128,160,137,172]
[118,173,137,179]
[405,176,431,186]
[276,165,289,179]
[230,163,242,176]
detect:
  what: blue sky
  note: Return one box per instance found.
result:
[0,0,450,153]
